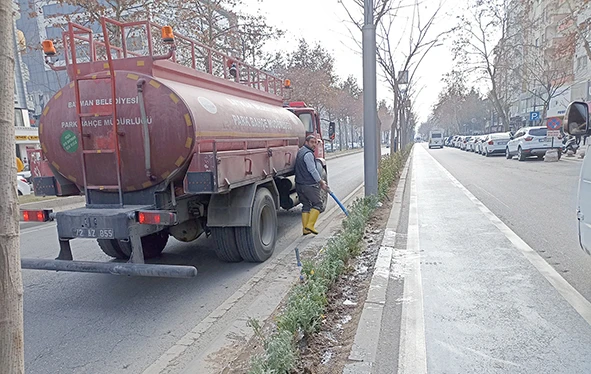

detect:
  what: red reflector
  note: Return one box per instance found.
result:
[137,211,175,225]
[525,136,533,141]
[488,141,494,145]
[21,210,51,222]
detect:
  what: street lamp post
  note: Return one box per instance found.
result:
[362,0,378,196]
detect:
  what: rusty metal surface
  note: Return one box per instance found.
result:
[40,72,305,192]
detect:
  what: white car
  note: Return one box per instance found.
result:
[482,132,511,157]
[17,175,31,196]
[506,126,561,161]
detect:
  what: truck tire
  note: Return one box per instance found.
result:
[118,231,169,259]
[97,239,128,259]
[211,227,242,262]
[236,188,277,262]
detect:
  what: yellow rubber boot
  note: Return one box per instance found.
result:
[302,212,311,235]
[305,208,320,235]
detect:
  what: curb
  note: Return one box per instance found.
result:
[20,195,85,211]
[325,149,364,160]
[561,156,584,162]
[343,149,413,374]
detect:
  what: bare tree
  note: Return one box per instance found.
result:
[454,0,524,131]
[0,3,25,373]
[341,0,451,151]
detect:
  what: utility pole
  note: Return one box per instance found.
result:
[362,0,378,196]
[0,1,25,373]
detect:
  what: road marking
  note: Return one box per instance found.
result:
[143,182,365,374]
[21,223,57,235]
[397,153,428,374]
[471,184,511,209]
[422,146,591,326]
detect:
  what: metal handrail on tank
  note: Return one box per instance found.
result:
[49,17,283,97]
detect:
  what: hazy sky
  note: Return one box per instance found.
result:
[243,0,460,123]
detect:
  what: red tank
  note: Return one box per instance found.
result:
[40,70,305,191]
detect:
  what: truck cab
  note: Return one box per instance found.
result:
[564,101,591,254]
[285,101,330,160]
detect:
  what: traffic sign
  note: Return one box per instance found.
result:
[530,111,540,121]
[547,117,562,130]
[547,130,561,138]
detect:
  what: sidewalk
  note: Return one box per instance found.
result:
[346,146,591,373]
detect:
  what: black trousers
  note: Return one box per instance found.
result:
[296,183,322,212]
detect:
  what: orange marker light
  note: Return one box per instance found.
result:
[42,40,56,56]
[284,79,291,88]
[161,26,174,43]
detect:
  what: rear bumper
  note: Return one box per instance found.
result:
[523,147,561,156]
[55,205,153,240]
[486,148,506,154]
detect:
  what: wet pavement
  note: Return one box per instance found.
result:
[396,145,591,373]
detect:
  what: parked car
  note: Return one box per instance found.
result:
[460,136,471,150]
[17,175,31,196]
[506,126,561,161]
[467,137,479,152]
[482,133,511,156]
[454,136,463,148]
[475,136,486,154]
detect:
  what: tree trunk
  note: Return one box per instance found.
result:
[338,119,343,151]
[390,94,399,151]
[0,6,25,374]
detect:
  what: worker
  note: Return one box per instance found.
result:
[295,135,329,235]
[16,157,24,172]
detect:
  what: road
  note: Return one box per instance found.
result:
[377,144,591,373]
[426,145,591,301]
[21,150,372,374]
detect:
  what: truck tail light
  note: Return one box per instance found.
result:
[21,209,52,222]
[525,136,533,141]
[488,140,494,145]
[137,211,177,225]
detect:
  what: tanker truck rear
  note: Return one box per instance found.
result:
[21,18,331,278]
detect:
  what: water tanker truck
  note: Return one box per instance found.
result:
[21,18,333,278]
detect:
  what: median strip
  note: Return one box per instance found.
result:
[244,147,412,373]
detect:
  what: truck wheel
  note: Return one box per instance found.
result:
[211,227,242,262]
[97,239,128,259]
[119,231,169,259]
[236,188,277,262]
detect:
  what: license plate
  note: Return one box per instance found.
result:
[539,138,551,142]
[498,141,507,145]
[73,228,114,239]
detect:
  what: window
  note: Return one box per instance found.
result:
[431,133,442,138]
[14,109,25,127]
[577,56,588,71]
[529,128,547,137]
[298,113,314,132]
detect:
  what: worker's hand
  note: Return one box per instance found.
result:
[320,180,329,191]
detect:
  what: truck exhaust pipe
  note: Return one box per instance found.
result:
[21,258,197,278]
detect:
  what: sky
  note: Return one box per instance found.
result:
[240,0,459,123]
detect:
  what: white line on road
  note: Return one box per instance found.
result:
[397,153,428,374]
[422,147,591,327]
[470,183,511,209]
[20,223,57,235]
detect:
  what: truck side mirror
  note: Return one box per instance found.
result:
[565,101,589,137]
[328,122,336,141]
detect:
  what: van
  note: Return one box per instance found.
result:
[429,130,444,149]
[564,101,591,254]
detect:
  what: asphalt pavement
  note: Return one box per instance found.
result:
[364,145,591,374]
[426,145,591,302]
[21,150,369,374]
